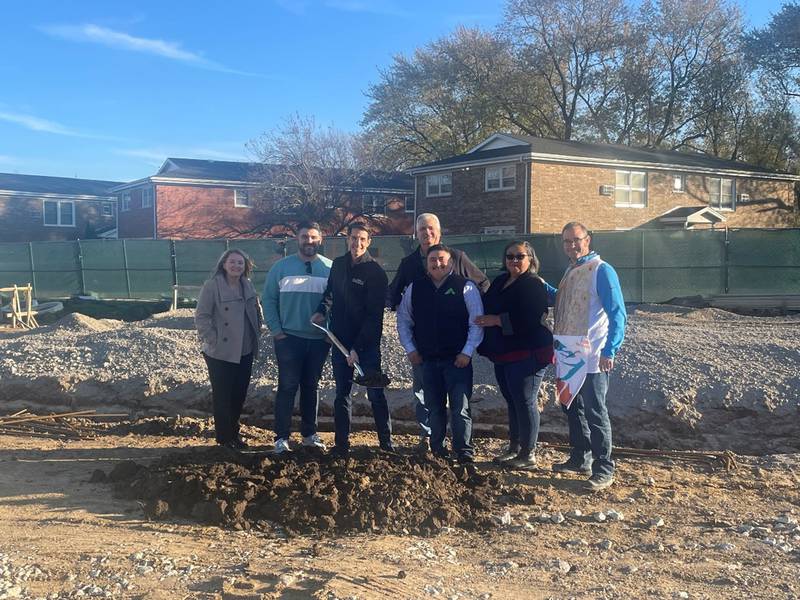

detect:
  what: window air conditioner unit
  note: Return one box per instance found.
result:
[738,193,750,202]
[599,185,614,196]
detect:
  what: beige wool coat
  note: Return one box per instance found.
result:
[195,273,262,363]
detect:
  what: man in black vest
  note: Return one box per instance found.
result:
[387,213,489,446]
[312,223,393,455]
[396,244,484,463]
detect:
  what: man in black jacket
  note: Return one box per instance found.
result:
[312,223,392,454]
[387,213,489,445]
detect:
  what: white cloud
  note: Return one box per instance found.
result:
[116,146,248,166]
[39,23,262,77]
[324,0,410,17]
[0,110,79,136]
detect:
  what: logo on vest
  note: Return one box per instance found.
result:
[352,278,364,285]
[444,288,456,295]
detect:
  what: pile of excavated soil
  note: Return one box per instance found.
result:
[99,448,502,535]
[1,306,799,455]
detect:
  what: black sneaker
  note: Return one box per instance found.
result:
[585,473,614,492]
[232,436,248,450]
[456,454,475,464]
[432,448,450,460]
[552,459,592,475]
[379,442,397,454]
[219,440,242,452]
[329,446,350,459]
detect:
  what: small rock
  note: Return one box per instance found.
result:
[646,477,656,486]
[537,512,551,523]
[647,517,665,528]
[592,511,607,522]
[553,559,571,574]
[566,538,588,547]
[397,570,407,579]
[715,543,735,552]
[566,509,583,518]
[598,540,614,550]
[551,512,565,524]
[606,509,624,521]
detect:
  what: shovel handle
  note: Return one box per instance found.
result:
[311,322,365,377]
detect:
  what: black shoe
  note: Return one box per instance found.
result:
[432,448,450,460]
[457,454,475,464]
[552,459,592,475]
[219,440,242,452]
[329,446,350,459]
[232,436,248,450]
[379,442,397,453]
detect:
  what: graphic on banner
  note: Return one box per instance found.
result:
[554,335,590,409]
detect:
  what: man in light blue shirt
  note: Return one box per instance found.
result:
[263,221,332,454]
[397,244,484,463]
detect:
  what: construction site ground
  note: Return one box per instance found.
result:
[1,425,799,600]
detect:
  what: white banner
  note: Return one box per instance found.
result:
[553,335,590,409]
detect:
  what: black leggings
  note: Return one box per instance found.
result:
[202,352,254,444]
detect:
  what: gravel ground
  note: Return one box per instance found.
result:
[1,306,798,454]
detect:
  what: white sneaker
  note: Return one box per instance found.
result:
[302,433,326,451]
[273,438,291,454]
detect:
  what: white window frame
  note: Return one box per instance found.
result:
[614,170,647,208]
[141,186,154,208]
[404,195,414,213]
[362,194,386,215]
[43,199,75,227]
[672,174,686,193]
[708,177,735,211]
[485,164,516,191]
[234,189,253,208]
[101,202,114,217]
[120,192,131,212]
[426,173,452,197]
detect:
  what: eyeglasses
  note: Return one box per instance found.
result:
[505,253,529,261]
[562,236,588,245]
[304,261,312,274]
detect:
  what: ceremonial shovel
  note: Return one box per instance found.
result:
[311,322,391,388]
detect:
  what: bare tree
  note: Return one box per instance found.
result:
[745,2,800,99]
[503,0,629,140]
[246,114,398,235]
[362,27,511,170]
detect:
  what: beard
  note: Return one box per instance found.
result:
[300,243,319,257]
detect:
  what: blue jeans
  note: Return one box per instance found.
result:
[412,362,431,437]
[331,345,392,449]
[273,334,330,440]
[494,357,548,458]
[422,359,473,458]
[561,372,614,477]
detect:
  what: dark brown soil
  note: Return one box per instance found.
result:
[103,446,505,535]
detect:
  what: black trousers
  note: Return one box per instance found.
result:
[202,352,254,444]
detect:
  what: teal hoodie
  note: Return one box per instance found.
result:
[263,254,332,339]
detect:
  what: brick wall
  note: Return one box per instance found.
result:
[530,162,799,232]
[415,163,527,234]
[117,186,155,238]
[0,195,116,242]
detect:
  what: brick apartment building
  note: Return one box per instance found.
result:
[407,133,800,234]
[112,158,415,239]
[0,173,120,242]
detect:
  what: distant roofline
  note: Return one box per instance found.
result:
[407,134,800,181]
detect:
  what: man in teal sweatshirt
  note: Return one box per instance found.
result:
[263,221,332,454]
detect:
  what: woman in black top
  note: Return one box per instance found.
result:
[476,241,553,469]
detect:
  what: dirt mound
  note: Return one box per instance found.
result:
[52,312,122,333]
[106,448,504,535]
[103,416,216,438]
[139,309,196,330]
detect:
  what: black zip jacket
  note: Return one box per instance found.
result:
[317,251,388,351]
[477,271,553,359]
[387,246,489,309]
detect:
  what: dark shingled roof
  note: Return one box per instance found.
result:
[158,158,413,191]
[413,134,795,176]
[0,172,121,196]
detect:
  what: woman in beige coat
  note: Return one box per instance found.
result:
[195,249,262,449]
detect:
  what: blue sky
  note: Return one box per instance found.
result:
[0,0,787,182]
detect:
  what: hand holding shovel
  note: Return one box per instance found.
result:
[310,321,391,388]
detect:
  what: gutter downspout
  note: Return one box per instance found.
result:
[152,184,158,239]
[524,158,531,234]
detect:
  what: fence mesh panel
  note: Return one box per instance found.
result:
[0,229,797,302]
